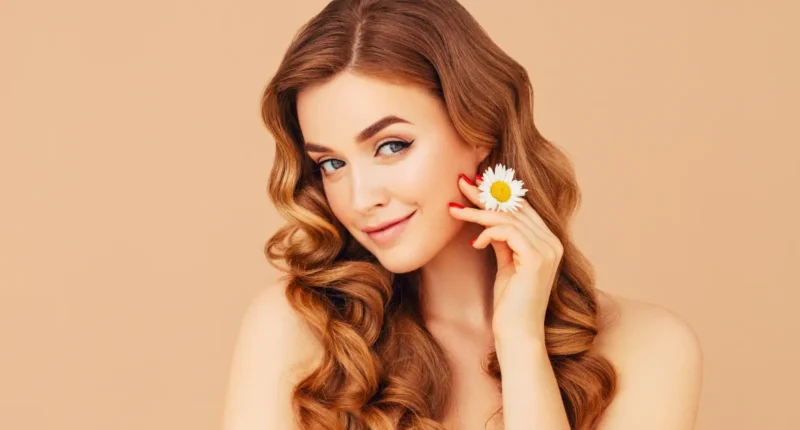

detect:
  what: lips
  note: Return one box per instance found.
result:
[361,212,415,233]
[362,211,416,246]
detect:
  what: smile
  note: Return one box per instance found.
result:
[364,210,416,246]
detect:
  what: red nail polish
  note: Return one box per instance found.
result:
[459,173,474,186]
[449,202,465,209]
[470,238,477,246]
[475,174,483,183]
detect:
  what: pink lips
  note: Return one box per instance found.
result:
[362,211,416,246]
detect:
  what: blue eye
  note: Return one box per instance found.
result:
[316,139,414,175]
[376,140,411,156]
[318,158,346,174]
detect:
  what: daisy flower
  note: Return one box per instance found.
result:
[477,163,528,212]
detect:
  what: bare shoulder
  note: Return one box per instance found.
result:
[592,290,704,430]
[593,290,703,362]
[222,279,323,430]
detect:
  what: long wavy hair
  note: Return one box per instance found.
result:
[260,0,616,428]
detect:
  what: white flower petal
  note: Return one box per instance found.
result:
[484,165,495,180]
[496,164,506,179]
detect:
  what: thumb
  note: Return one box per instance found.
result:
[490,239,514,270]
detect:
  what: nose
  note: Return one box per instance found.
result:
[350,164,390,214]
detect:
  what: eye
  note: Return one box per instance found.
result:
[318,158,345,174]
[376,139,412,156]
[315,139,414,176]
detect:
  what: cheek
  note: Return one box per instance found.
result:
[413,146,470,199]
[322,184,350,223]
[409,139,465,186]
[390,154,449,206]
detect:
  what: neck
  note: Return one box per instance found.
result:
[417,222,497,332]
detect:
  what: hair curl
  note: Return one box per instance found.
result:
[261,0,616,428]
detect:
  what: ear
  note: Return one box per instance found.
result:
[474,144,491,165]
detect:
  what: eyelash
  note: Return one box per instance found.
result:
[315,139,415,175]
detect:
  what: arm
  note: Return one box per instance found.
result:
[448,173,572,428]
[496,336,571,430]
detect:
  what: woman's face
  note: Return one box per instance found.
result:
[296,72,488,273]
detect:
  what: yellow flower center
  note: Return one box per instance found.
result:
[490,181,512,203]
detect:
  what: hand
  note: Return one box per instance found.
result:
[449,173,564,344]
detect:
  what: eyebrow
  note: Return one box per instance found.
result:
[304,115,411,154]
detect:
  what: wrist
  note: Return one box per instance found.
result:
[493,326,546,348]
[494,332,548,362]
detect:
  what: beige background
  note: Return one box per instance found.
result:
[1,0,797,429]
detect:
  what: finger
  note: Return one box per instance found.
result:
[508,200,543,240]
[488,236,515,270]
[471,224,542,270]
[457,173,483,209]
[449,205,517,229]
[482,239,515,304]
[490,187,562,255]
[468,171,561,255]
[450,204,544,254]
[517,203,564,256]
[513,197,552,238]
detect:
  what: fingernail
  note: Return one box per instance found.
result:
[475,174,483,183]
[470,237,477,246]
[459,173,474,186]
[448,202,464,209]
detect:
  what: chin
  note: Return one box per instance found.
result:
[375,252,425,274]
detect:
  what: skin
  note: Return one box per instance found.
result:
[222,71,704,429]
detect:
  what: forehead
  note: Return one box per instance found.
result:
[296,72,443,146]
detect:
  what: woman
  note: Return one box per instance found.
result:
[223,0,703,429]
